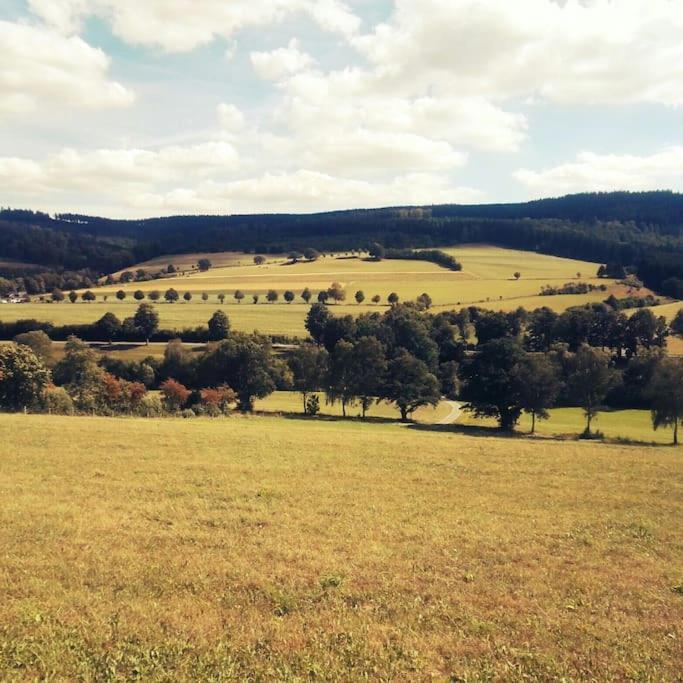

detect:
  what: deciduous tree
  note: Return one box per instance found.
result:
[208,310,231,341]
[134,303,159,345]
[0,344,51,411]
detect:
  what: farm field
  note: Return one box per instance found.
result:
[254,390,452,423]
[92,246,612,306]
[0,414,680,680]
[8,245,662,336]
[458,407,680,445]
[628,300,683,321]
[111,251,255,277]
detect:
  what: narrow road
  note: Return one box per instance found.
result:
[437,400,464,425]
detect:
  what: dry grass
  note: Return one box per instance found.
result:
[0,413,681,680]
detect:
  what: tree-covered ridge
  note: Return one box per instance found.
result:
[1,191,682,295]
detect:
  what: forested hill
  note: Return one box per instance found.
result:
[1,191,683,295]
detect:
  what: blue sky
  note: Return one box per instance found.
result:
[1,0,683,217]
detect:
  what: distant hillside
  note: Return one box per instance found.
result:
[1,191,682,296]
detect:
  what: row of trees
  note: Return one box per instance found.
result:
[52,284,414,307]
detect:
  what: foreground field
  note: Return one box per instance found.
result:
[1,414,681,680]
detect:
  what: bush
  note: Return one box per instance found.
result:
[44,385,74,415]
[138,394,164,417]
[181,408,196,419]
[305,394,320,416]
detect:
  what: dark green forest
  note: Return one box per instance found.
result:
[2,191,683,296]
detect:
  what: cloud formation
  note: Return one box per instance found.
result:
[515,148,683,196]
[1,0,680,216]
[28,0,361,51]
[0,20,133,118]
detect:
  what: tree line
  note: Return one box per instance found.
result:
[1,301,682,442]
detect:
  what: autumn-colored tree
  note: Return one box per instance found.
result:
[160,378,191,412]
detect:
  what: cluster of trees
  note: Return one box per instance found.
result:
[0,327,287,417]
[383,248,462,271]
[300,302,682,440]
[540,282,604,296]
[0,269,97,297]
[461,338,683,443]
[604,293,660,310]
[464,304,671,357]
[2,299,682,441]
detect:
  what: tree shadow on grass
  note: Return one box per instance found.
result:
[254,410,398,425]
[405,422,673,447]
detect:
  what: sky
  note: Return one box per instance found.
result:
[1,0,683,218]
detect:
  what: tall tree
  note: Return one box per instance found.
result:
[460,338,526,431]
[13,330,53,365]
[513,354,562,434]
[349,337,387,418]
[197,335,277,411]
[96,312,122,346]
[383,349,440,422]
[325,340,357,417]
[566,345,620,436]
[288,344,329,414]
[133,303,159,345]
[305,303,331,345]
[647,357,683,445]
[0,344,51,411]
[52,337,106,412]
[208,310,231,341]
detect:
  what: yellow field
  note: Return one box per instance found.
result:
[111,251,258,277]
[630,300,683,321]
[458,407,679,445]
[3,246,634,335]
[96,246,609,305]
[669,335,683,356]
[0,414,680,680]
[5,246,679,336]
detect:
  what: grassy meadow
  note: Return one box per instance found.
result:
[0,414,680,680]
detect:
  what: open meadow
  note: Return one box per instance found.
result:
[0,414,680,680]
[6,245,675,337]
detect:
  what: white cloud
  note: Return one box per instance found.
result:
[250,39,314,81]
[514,147,683,195]
[217,103,246,132]
[134,170,484,215]
[0,20,134,118]
[353,0,683,106]
[28,0,360,52]
[0,142,240,195]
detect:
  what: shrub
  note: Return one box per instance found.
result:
[160,378,191,412]
[305,394,320,416]
[138,394,164,417]
[44,385,74,415]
